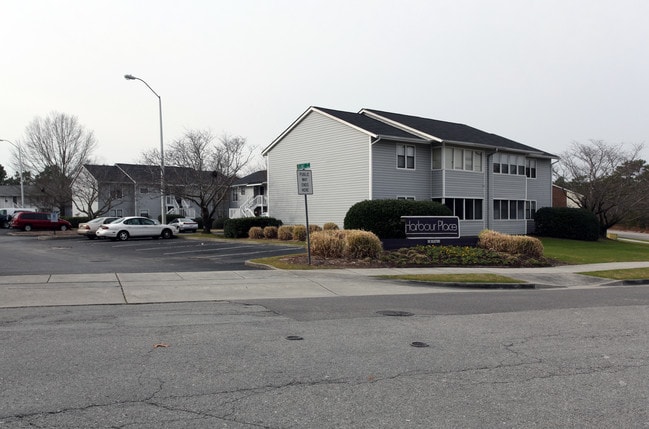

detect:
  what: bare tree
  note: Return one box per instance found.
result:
[142,130,255,232]
[20,112,97,215]
[557,140,649,236]
[72,166,125,218]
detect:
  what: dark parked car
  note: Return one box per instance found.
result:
[10,212,72,231]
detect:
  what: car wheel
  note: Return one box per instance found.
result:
[87,235,96,240]
[60,225,68,231]
[24,225,32,231]
[117,231,129,241]
[161,229,172,239]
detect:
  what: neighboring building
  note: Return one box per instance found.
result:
[0,185,40,209]
[228,170,268,218]
[74,163,203,219]
[552,184,580,208]
[262,106,556,236]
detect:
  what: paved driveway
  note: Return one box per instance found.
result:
[0,230,303,275]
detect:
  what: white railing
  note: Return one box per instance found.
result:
[230,195,267,218]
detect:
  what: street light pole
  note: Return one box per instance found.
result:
[124,74,166,224]
[0,139,25,207]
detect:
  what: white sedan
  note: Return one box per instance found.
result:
[168,217,199,232]
[95,216,178,241]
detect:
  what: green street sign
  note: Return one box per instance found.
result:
[297,162,311,170]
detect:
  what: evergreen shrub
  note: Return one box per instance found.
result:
[534,207,599,241]
[343,199,451,239]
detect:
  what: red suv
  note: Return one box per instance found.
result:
[10,212,72,231]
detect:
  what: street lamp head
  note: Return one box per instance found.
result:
[124,74,136,80]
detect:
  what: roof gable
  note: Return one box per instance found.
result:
[362,109,554,156]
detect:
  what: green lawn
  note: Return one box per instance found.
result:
[540,237,649,264]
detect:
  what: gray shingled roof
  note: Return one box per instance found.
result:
[314,107,426,141]
[233,170,267,186]
[363,109,552,155]
[84,164,131,182]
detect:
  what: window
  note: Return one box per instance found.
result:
[525,201,537,219]
[397,144,415,169]
[493,153,526,176]
[109,186,123,199]
[441,198,483,220]
[397,196,415,200]
[439,147,483,172]
[240,188,246,195]
[110,209,123,217]
[526,159,537,178]
[231,189,239,202]
[432,147,442,169]
[493,200,536,220]
[139,210,149,217]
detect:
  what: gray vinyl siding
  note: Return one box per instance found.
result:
[371,140,431,200]
[442,170,485,198]
[491,174,527,200]
[431,170,444,196]
[491,220,527,235]
[460,220,486,236]
[266,111,370,227]
[527,158,552,209]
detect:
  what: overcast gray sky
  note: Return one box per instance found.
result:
[2,0,648,176]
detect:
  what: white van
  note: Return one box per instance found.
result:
[0,207,36,228]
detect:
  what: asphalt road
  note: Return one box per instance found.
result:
[2,287,649,428]
[0,230,304,275]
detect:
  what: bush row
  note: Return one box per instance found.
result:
[224,217,283,238]
[247,223,339,241]
[478,229,544,257]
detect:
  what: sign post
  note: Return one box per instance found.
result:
[297,163,313,264]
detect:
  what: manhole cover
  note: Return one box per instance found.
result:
[411,342,430,348]
[376,310,414,317]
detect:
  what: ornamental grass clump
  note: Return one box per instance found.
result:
[248,226,264,239]
[478,229,543,258]
[310,230,346,258]
[343,230,383,259]
[292,225,307,241]
[309,224,322,233]
[277,225,293,240]
[323,222,339,230]
[263,226,278,239]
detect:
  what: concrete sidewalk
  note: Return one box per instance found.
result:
[2,262,649,308]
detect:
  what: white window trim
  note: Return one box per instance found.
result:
[396,144,416,170]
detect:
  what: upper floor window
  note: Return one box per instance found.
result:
[526,159,537,178]
[493,153,526,176]
[434,147,483,172]
[397,144,415,169]
[231,189,239,202]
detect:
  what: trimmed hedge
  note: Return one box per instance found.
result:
[223,217,282,238]
[534,207,599,241]
[343,199,452,239]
